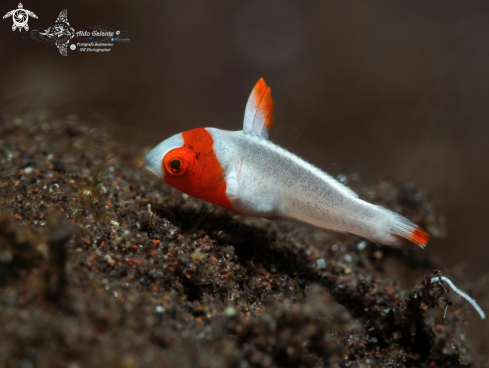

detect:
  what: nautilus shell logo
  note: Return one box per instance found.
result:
[38,10,75,57]
[2,3,37,32]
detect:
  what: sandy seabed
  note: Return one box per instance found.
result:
[0,112,487,367]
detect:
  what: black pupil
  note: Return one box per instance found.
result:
[170,159,181,171]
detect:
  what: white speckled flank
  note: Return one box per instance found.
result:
[144,79,428,248]
[209,128,422,247]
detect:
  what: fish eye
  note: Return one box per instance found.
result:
[170,159,181,172]
[163,147,195,176]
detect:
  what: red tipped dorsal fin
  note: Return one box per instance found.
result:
[243,78,275,140]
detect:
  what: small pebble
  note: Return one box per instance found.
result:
[357,241,367,250]
[155,306,164,313]
[224,305,237,317]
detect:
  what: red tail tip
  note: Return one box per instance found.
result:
[411,228,430,248]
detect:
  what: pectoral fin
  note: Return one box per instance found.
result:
[56,10,69,25]
[3,10,14,19]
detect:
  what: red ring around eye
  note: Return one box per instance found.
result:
[162,147,195,176]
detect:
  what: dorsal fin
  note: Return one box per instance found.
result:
[243,78,275,140]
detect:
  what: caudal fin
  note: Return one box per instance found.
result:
[388,213,429,249]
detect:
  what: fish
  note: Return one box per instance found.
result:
[143,78,429,249]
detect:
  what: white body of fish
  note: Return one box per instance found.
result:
[144,79,428,248]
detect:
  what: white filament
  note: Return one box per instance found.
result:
[431,276,486,320]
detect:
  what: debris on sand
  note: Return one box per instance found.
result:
[0,112,487,367]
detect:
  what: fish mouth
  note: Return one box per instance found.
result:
[142,154,162,178]
[141,133,184,179]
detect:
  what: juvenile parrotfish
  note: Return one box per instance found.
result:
[143,79,429,248]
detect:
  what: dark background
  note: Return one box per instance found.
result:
[1,0,488,274]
